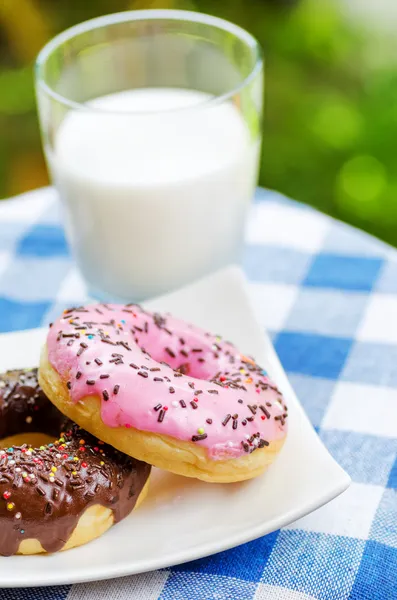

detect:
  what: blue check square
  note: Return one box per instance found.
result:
[274,332,352,379]
[288,374,336,428]
[244,245,312,285]
[16,224,69,258]
[349,540,397,599]
[341,341,397,387]
[285,288,367,337]
[303,254,383,291]
[262,530,364,599]
[370,489,397,548]
[172,532,279,582]
[0,298,52,333]
[320,430,397,487]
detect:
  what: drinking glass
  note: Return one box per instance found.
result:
[35,10,263,301]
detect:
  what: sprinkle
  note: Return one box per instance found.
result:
[66,381,71,390]
[238,399,243,404]
[113,384,120,395]
[86,379,95,385]
[192,434,207,442]
[190,401,198,409]
[102,390,109,401]
[206,418,213,424]
[154,377,163,382]
[222,414,231,426]
[158,409,166,423]
[95,358,103,366]
[259,404,271,419]
[169,387,175,394]
[179,400,186,408]
[51,466,57,472]
[138,371,148,378]
[100,374,110,379]
[15,512,21,520]
[233,420,238,430]
[172,400,179,408]
[3,491,11,500]
[248,405,257,415]
[197,427,205,435]
[153,404,162,411]
[6,502,15,511]
[100,461,105,466]
[25,416,33,424]
[258,439,269,448]
[129,363,138,369]
[208,389,219,395]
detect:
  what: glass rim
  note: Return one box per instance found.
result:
[35,9,263,115]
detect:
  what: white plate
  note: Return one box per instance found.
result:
[0,266,350,587]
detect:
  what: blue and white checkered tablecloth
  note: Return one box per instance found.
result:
[0,186,396,599]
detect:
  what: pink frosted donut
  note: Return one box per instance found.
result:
[39,304,288,482]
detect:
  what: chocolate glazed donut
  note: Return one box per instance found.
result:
[0,369,151,556]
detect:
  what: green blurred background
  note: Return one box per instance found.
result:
[1,0,397,245]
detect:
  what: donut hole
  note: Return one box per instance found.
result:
[0,432,55,448]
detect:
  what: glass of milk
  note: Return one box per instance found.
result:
[35,10,263,302]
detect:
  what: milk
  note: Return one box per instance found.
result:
[48,88,260,301]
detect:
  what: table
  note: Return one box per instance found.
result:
[0,187,395,599]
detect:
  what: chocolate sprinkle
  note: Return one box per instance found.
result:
[222,414,231,426]
[192,433,208,442]
[259,405,271,419]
